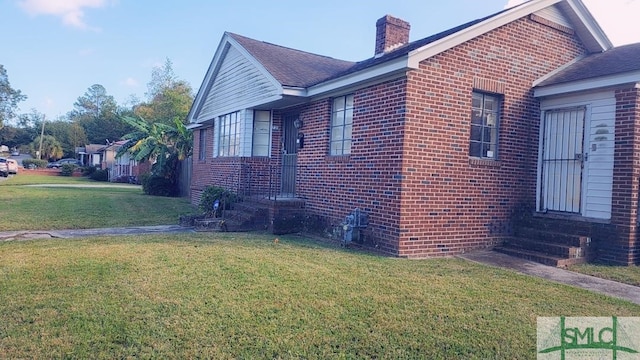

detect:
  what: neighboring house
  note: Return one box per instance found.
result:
[187,0,640,265]
[100,140,148,181]
[76,144,104,167]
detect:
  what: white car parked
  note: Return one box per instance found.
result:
[7,158,18,174]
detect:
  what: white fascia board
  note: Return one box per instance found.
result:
[534,71,640,97]
[187,35,229,123]
[306,56,412,97]
[191,94,285,126]
[226,36,284,93]
[564,0,612,51]
[243,94,286,110]
[187,33,285,123]
[532,55,585,87]
[406,0,611,64]
[186,123,204,130]
[282,87,307,97]
[407,0,562,65]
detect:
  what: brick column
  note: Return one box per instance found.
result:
[609,86,640,265]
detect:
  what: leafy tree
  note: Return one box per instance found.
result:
[73,84,117,118]
[135,58,194,125]
[0,125,31,150]
[117,115,192,192]
[70,84,131,144]
[44,120,88,157]
[30,135,63,160]
[146,58,178,99]
[0,65,27,128]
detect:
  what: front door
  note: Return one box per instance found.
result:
[539,107,586,214]
[281,113,298,196]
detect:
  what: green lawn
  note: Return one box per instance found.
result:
[0,173,197,230]
[1,173,638,358]
[0,233,638,359]
[569,263,640,287]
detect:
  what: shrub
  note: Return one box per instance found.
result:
[60,164,77,176]
[89,169,109,182]
[82,166,97,176]
[22,159,47,169]
[142,175,176,197]
[199,186,238,217]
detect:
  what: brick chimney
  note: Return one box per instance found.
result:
[375,15,410,56]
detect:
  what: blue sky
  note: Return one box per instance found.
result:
[1,0,638,121]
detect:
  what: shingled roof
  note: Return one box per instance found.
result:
[330,11,506,81]
[537,42,640,87]
[228,33,355,88]
[228,8,509,88]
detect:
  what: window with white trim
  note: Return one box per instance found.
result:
[330,94,354,155]
[218,111,241,157]
[469,92,500,159]
[252,110,271,156]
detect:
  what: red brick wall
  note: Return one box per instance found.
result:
[191,15,588,258]
[288,15,586,257]
[375,15,411,55]
[281,81,407,253]
[191,120,283,206]
[397,16,586,257]
[607,87,640,265]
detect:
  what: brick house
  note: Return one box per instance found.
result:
[187,0,640,265]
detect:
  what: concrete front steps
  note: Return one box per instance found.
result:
[194,201,269,232]
[494,226,592,268]
[193,196,306,233]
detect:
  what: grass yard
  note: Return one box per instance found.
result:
[0,173,197,230]
[1,233,639,359]
[569,263,640,287]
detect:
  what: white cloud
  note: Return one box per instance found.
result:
[504,0,640,46]
[18,0,111,30]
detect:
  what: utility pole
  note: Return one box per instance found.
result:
[38,115,46,160]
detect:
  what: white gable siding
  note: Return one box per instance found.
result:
[540,90,615,219]
[199,45,280,121]
[533,4,573,29]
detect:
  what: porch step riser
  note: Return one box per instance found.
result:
[494,246,587,267]
[514,227,589,247]
[502,237,586,258]
[193,219,267,232]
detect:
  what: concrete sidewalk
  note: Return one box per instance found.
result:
[459,249,640,305]
[0,225,194,241]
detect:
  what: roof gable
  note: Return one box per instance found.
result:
[188,34,285,124]
[188,0,613,119]
[405,0,610,68]
[534,42,640,97]
[228,33,355,88]
[308,0,611,96]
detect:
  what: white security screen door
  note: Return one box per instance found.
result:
[539,107,586,214]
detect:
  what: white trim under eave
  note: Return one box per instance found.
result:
[282,87,306,97]
[406,0,608,66]
[306,56,413,97]
[562,0,613,50]
[186,123,203,130]
[532,55,585,87]
[534,71,640,97]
